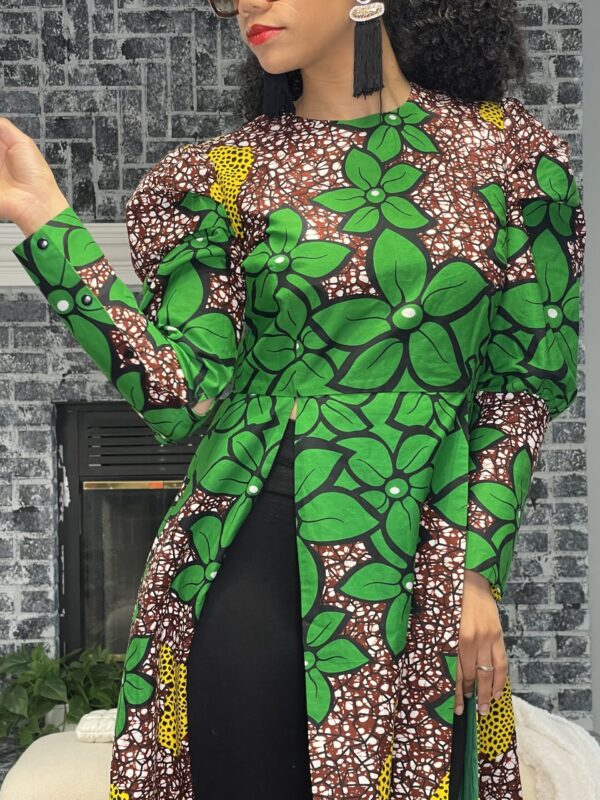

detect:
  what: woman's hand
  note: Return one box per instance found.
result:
[454,568,508,716]
[0,116,70,236]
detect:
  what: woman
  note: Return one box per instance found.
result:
[0,0,586,798]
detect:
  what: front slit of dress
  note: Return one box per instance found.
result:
[186,416,313,799]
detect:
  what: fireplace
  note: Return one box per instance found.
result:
[56,401,205,660]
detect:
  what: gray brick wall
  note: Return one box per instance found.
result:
[0,0,591,739]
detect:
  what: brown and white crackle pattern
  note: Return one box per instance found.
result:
[15,77,583,800]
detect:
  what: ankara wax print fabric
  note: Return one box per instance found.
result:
[13,82,586,800]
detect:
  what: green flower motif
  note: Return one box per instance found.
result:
[311,148,433,234]
[115,635,155,738]
[303,610,370,725]
[311,228,491,389]
[339,101,439,162]
[464,447,533,595]
[337,560,415,658]
[337,431,438,536]
[486,225,579,378]
[155,192,234,278]
[170,514,224,620]
[477,182,529,267]
[241,206,351,313]
[192,427,280,546]
[523,155,582,238]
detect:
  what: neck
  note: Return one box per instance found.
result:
[293,24,411,120]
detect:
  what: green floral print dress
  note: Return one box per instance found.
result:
[12,81,586,800]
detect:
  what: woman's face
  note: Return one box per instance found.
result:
[236,0,354,74]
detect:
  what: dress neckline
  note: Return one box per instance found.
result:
[285,80,420,126]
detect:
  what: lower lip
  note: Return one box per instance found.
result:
[248,28,284,45]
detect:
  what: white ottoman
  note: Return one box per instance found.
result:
[0,731,112,800]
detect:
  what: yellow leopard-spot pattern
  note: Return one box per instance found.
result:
[207,145,255,238]
[431,769,450,799]
[109,783,130,800]
[377,747,393,800]
[477,673,515,759]
[157,643,188,756]
[479,100,505,130]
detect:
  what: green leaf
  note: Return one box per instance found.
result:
[124,635,151,672]
[266,207,304,253]
[297,538,319,617]
[116,371,145,413]
[198,457,249,495]
[345,147,381,190]
[37,677,68,703]
[306,610,347,648]
[339,562,402,601]
[160,262,205,327]
[294,446,343,504]
[305,667,332,725]
[536,155,569,201]
[321,398,368,433]
[531,228,569,303]
[342,205,380,233]
[471,481,518,521]
[385,592,411,656]
[123,672,154,706]
[291,241,351,277]
[372,228,427,306]
[401,125,439,153]
[312,297,389,346]
[171,564,206,602]
[342,435,392,485]
[380,163,422,194]
[3,685,28,717]
[316,637,370,673]
[67,314,113,377]
[367,125,402,162]
[478,183,507,226]
[181,310,237,362]
[299,492,377,541]
[190,514,222,563]
[311,188,365,213]
[421,260,489,317]
[409,323,462,385]
[338,339,404,390]
[381,196,431,230]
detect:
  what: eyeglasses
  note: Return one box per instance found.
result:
[207,0,239,17]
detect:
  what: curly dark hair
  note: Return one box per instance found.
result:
[238,0,531,121]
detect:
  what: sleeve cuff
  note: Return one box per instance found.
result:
[12,206,105,285]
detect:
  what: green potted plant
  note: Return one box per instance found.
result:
[0,643,123,752]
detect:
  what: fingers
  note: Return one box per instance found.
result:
[0,116,28,148]
[491,632,509,701]
[474,645,494,715]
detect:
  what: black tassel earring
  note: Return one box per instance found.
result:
[350,1,385,98]
[262,70,296,117]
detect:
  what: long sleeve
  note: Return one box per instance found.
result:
[11,141,246,445]
[464,96,587,600]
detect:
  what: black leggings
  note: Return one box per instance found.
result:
[186,417,467,799]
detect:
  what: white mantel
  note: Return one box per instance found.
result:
[0,222,138,287]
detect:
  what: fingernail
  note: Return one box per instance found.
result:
[495,690,503,700]
[479,704,489,715]
[464,692,473,698]
[455,705,463,715]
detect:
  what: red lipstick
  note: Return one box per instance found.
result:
[247,24,285,45]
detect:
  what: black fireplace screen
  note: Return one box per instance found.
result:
[56,401,205,660]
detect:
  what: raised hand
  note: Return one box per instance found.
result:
[0,116,70,236]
